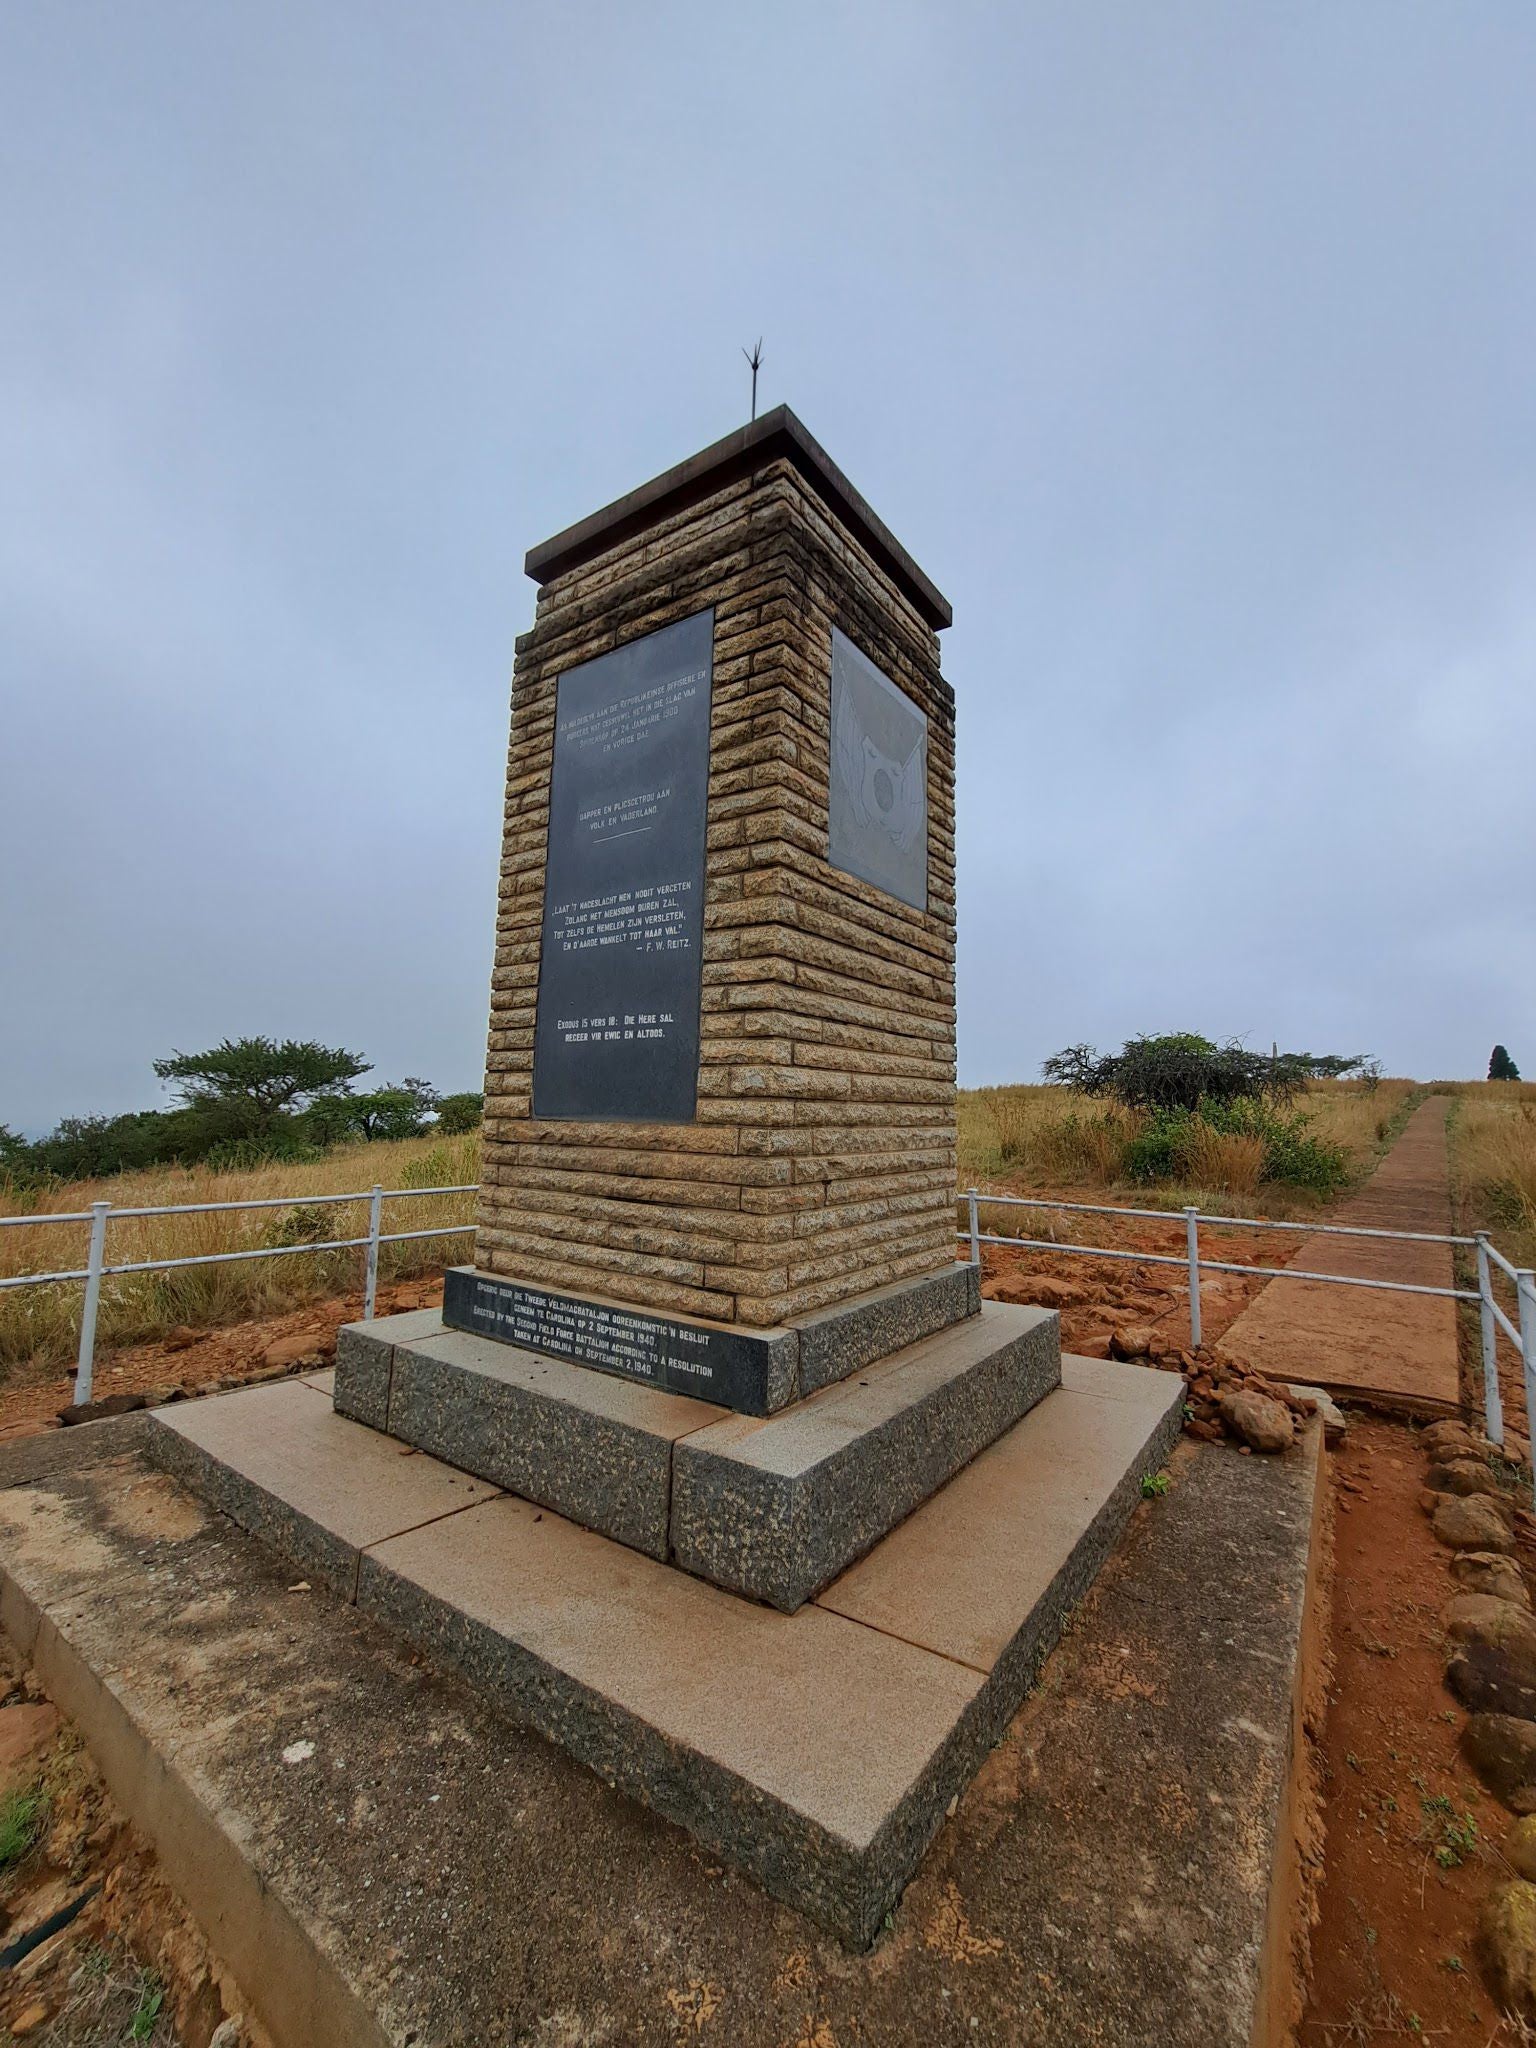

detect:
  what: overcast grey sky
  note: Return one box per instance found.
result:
[3,2,1533,1132]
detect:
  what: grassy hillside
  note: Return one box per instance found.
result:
[0,1132,478,1374]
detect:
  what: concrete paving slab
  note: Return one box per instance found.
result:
[671,1301,1059,1608]
[358,1493,984,1940]
[817,1355,1183,1677]
[148,1380,500,1598]
[0,1413,1323,2048]
[385,1323,725,1558]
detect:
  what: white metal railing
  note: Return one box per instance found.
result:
[0,1185,477,1404]
[958,1187,1536,1492]
[3,1177,1532,1497]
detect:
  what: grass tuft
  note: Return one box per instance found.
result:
[0,1781,47,1869]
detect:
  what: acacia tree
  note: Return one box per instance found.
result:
[1490,1045,1522,1081]
[435,1091,484,1134]
[1042,1033,1374,1111]
[308,1077,439,1144]
[153,1037,370,1140]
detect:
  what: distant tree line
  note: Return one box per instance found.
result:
[1,1037,484,1186]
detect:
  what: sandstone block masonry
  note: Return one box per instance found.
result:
[475,411,957,1329]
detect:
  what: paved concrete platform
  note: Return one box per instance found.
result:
[149,1373,499,1598]
[342,1297,1056,1606]
[143,1355,1175,1944]
[0,1402,1322,2048]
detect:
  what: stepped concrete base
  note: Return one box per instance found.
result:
[375,1323,724,1560]
[337,1298,1057,1607]
[436,1260,981,1415]
[143,1354,1179,1946]
[0,1401,1322,2048]
[671,1302,1059,1608]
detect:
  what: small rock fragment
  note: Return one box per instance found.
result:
[1463,1714,1536,1810]
[262,1330,328,1370]
[1510,1817,1536,1882]
[1218,1389,1293,1454]
[1286,1383,1347,1444]
[1483,1879,1536,2016]
[57,1392,149,1426]
[1432,1493,1515,1553]
[1451,1552,1530,1606]
[1448,1641,1536,1719]
[1427,1457,1505,1499]
[10,2006,49,2039]
[1108,1325,1154,1361]
[1424,1418,1482,1458]
[1443,1595,1536,1651]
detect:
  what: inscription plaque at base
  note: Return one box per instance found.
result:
[442,1266,787,1414]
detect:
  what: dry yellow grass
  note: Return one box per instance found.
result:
[1445,1081,1536,1271]
[958,1076,1420,1214]
[1177,1124,1267,1195]
[0,1132,480,1376]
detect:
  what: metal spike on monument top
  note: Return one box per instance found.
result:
[741,337,763,421]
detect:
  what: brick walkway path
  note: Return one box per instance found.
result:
[1217,1097,1460,1414]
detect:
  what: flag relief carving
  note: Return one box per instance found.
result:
[828,626,928,912]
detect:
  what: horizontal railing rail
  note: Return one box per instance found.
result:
[3,1176,1532,1500]
[957,1186,1536,1493]
[0,1184,478,1404]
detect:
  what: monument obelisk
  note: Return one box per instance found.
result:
[438,406,975,1414]
[156,408,1180,1949]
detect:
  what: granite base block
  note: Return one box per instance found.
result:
[334,1306,444,1431]
[353,1538,935,1947]
[385,1327,725,1559]
[670,1301,1059,1611]
[794,1262,981,1397]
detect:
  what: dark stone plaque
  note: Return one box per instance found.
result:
[441,1266,790,1414]
[532,610,713,1122]
[828,627,928,912]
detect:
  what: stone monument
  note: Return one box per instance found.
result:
[152,409,1181,1946]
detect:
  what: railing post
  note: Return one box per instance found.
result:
[1184,1206,1202,1351]
[364,1185,384,1321]
[967,1188,981,1269]
[1476,1233,1505,1447]
[73,1201,110,1407]
[1519,1270,1536,1509]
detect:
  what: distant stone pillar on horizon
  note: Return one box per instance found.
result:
[443,407,964,1412]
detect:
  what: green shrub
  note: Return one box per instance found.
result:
[261,1202,339,1249]
[1120,1098,1348,1197]
[1044,1033,1373,1111]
